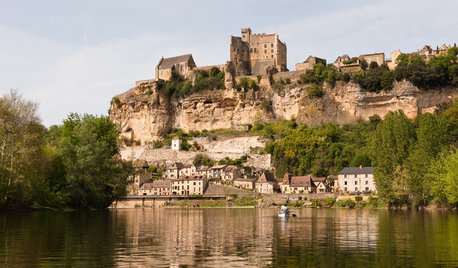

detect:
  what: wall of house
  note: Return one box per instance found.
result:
[337,173,375,193]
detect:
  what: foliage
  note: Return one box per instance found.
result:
[193,153,215,167]
[236,77,258,91]
[217,155,248,166]
[307,84,324,98]
[335,199,356,208]
[157,69,225,98]
[428,148,458,206]
[256,75,262,83]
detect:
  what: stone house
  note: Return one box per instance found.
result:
[230,27,287,75]
[233,177,256,190]
[209,165,227,179]
[196,165,211,177]
[221,165,241,184]
[166,162,184,179]
[138,180,172,196]
[171,136,182,151]
[179,163,197,177]
[171,175,208,195]
[358,53,385,67]
[311,177,331,193]
[337,166,375,193]
[128,170,151,195]
[386,49,402,70]
[296,56,327,71]
[155,54,196,80]
[255,172,278,194]
[281,173,316,194]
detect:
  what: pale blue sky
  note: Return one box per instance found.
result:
[1,0,457,126]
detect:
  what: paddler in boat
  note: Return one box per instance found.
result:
[281,204,289,216]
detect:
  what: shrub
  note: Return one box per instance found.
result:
[343,73,351,83]
[307,84,324,98]
[335,199,356,208]
[355,196,363,201]
[257,75,262,83]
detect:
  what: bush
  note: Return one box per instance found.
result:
[355,196,363,201]
[257,75,262,83]
[237,77,258,91]
[335,199,356,208]
[307,84,324,98]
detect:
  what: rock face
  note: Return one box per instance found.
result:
[110,79,458,144]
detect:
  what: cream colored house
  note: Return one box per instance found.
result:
[233,177,256,190]
[337,166,375,193]
[312,177,332,193]
[281,173,316,194]
[171,176,208,196]
[255,172,278,194]
[221,165,241,184]
[166,162,184,179]
[179,163,197,177]
[138,180,172,196]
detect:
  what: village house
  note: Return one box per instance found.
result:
[337,166,375,194]
[281,173,316,194]
[171,175,208,196]
[166,162,185,179]
[196,165,211,177]
[312,177,331,193]
[233,177,256,190]
[358,52,385,67]
[221,165,241,184]
[171,136,182,151]
[255,172,278,194]
[179,163,197,177]
[155,54,196,81]
[296,56,327,71]
[209,164,227,179]
[138,180,172,196]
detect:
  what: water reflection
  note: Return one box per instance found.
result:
[0,208,457,267]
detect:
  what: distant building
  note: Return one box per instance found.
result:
[233,177,256,190]
[139,180,172,196]
[255,172,278,194]
[386,49,402,70]
[221,165,241,184]
[155,54,196,80]
[296,56,327,71]
[230,27,287,75]
[209,164,227,179]
[281,173,316,194]
[166,162,185,179]
[337,166,375,193]
[171,136,182,151]
[179,163,197,177]
[311,177,331,193]
[358,52,385,67]
[171,175,208,195]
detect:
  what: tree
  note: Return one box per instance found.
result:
[360,59,368,70]
[0,90,47,206]
[428,148,458,206]
[369,111,415,204]
[48,114,133,209]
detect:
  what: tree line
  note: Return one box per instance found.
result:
[0,90,133,209]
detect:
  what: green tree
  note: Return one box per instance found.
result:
[48,114,133,209]
[0,90,47,207]
[428,148,458,206]
[370,111,415,204]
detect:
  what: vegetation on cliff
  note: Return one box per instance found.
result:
[156,67,225,98]
[0,90,133,210]
[265,99,458,207]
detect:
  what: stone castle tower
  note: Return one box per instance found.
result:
[230,28,287,76]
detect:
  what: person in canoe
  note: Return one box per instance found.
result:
[281,204,289,216]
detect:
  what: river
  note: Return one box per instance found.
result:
[0,208,457,267]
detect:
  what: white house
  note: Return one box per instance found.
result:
[337,166,375,193]
[171,136,182,151]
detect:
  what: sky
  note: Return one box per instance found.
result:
[0,0,457,127]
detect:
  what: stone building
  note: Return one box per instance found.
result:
[337,166,375,193]
[166,162,185,179]
[179,163,197,177]
[171,136,182,151]
[233,177,256,190]
[280,174,316,194]
[230,27,287,76]
[155,54,196,80]
[296,56,327,71]
[138,180,172,196]
[221,165,241,184]
[386,49,402,70]
[358,53,385,67]
[255,172,278,194]
[171,175,208,195]
[311,177,331,193]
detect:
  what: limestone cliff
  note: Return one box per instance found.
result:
[109,79,458,144]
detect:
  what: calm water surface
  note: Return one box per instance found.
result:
[0,208,457,267]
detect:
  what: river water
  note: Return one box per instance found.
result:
[0,208,457,267]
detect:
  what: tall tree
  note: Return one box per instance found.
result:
[0,90,46,206]
[370,110,415,204]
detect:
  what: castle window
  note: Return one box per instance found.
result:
[271,49,273,53]
[271,55,273,58]
[264,44,267,48]
[271,43,273,47]
[264,50,267,54]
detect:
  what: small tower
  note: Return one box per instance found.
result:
[171,136,182,151]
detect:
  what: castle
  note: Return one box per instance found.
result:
[230,28,287,76]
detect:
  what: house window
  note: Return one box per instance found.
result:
[264,50,267,54]
[344,187,347,191]
[264,44,267,48]
[365,174,368,178]
[271,55,274,58]
[365,181,368,185]
[365,187,369,191]
[271,49,273,53]
[250,48,252,53]
[344,174,347,178]
[271,44,273,47]
[344,181,347,185]
[355,181,357,185]
[355,187,358,191]
[254,48,257,53]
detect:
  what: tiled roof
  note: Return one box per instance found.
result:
[157,54,193,69]
[282,173,292,185]
[290,176,314,188]
[173,175,205,181]
[168,162,184,170]
[211,165,227,170]
[338,167,374,175]
[312,177,327,183]
[257,172,276,183]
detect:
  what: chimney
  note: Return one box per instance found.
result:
[359,165,363,169]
